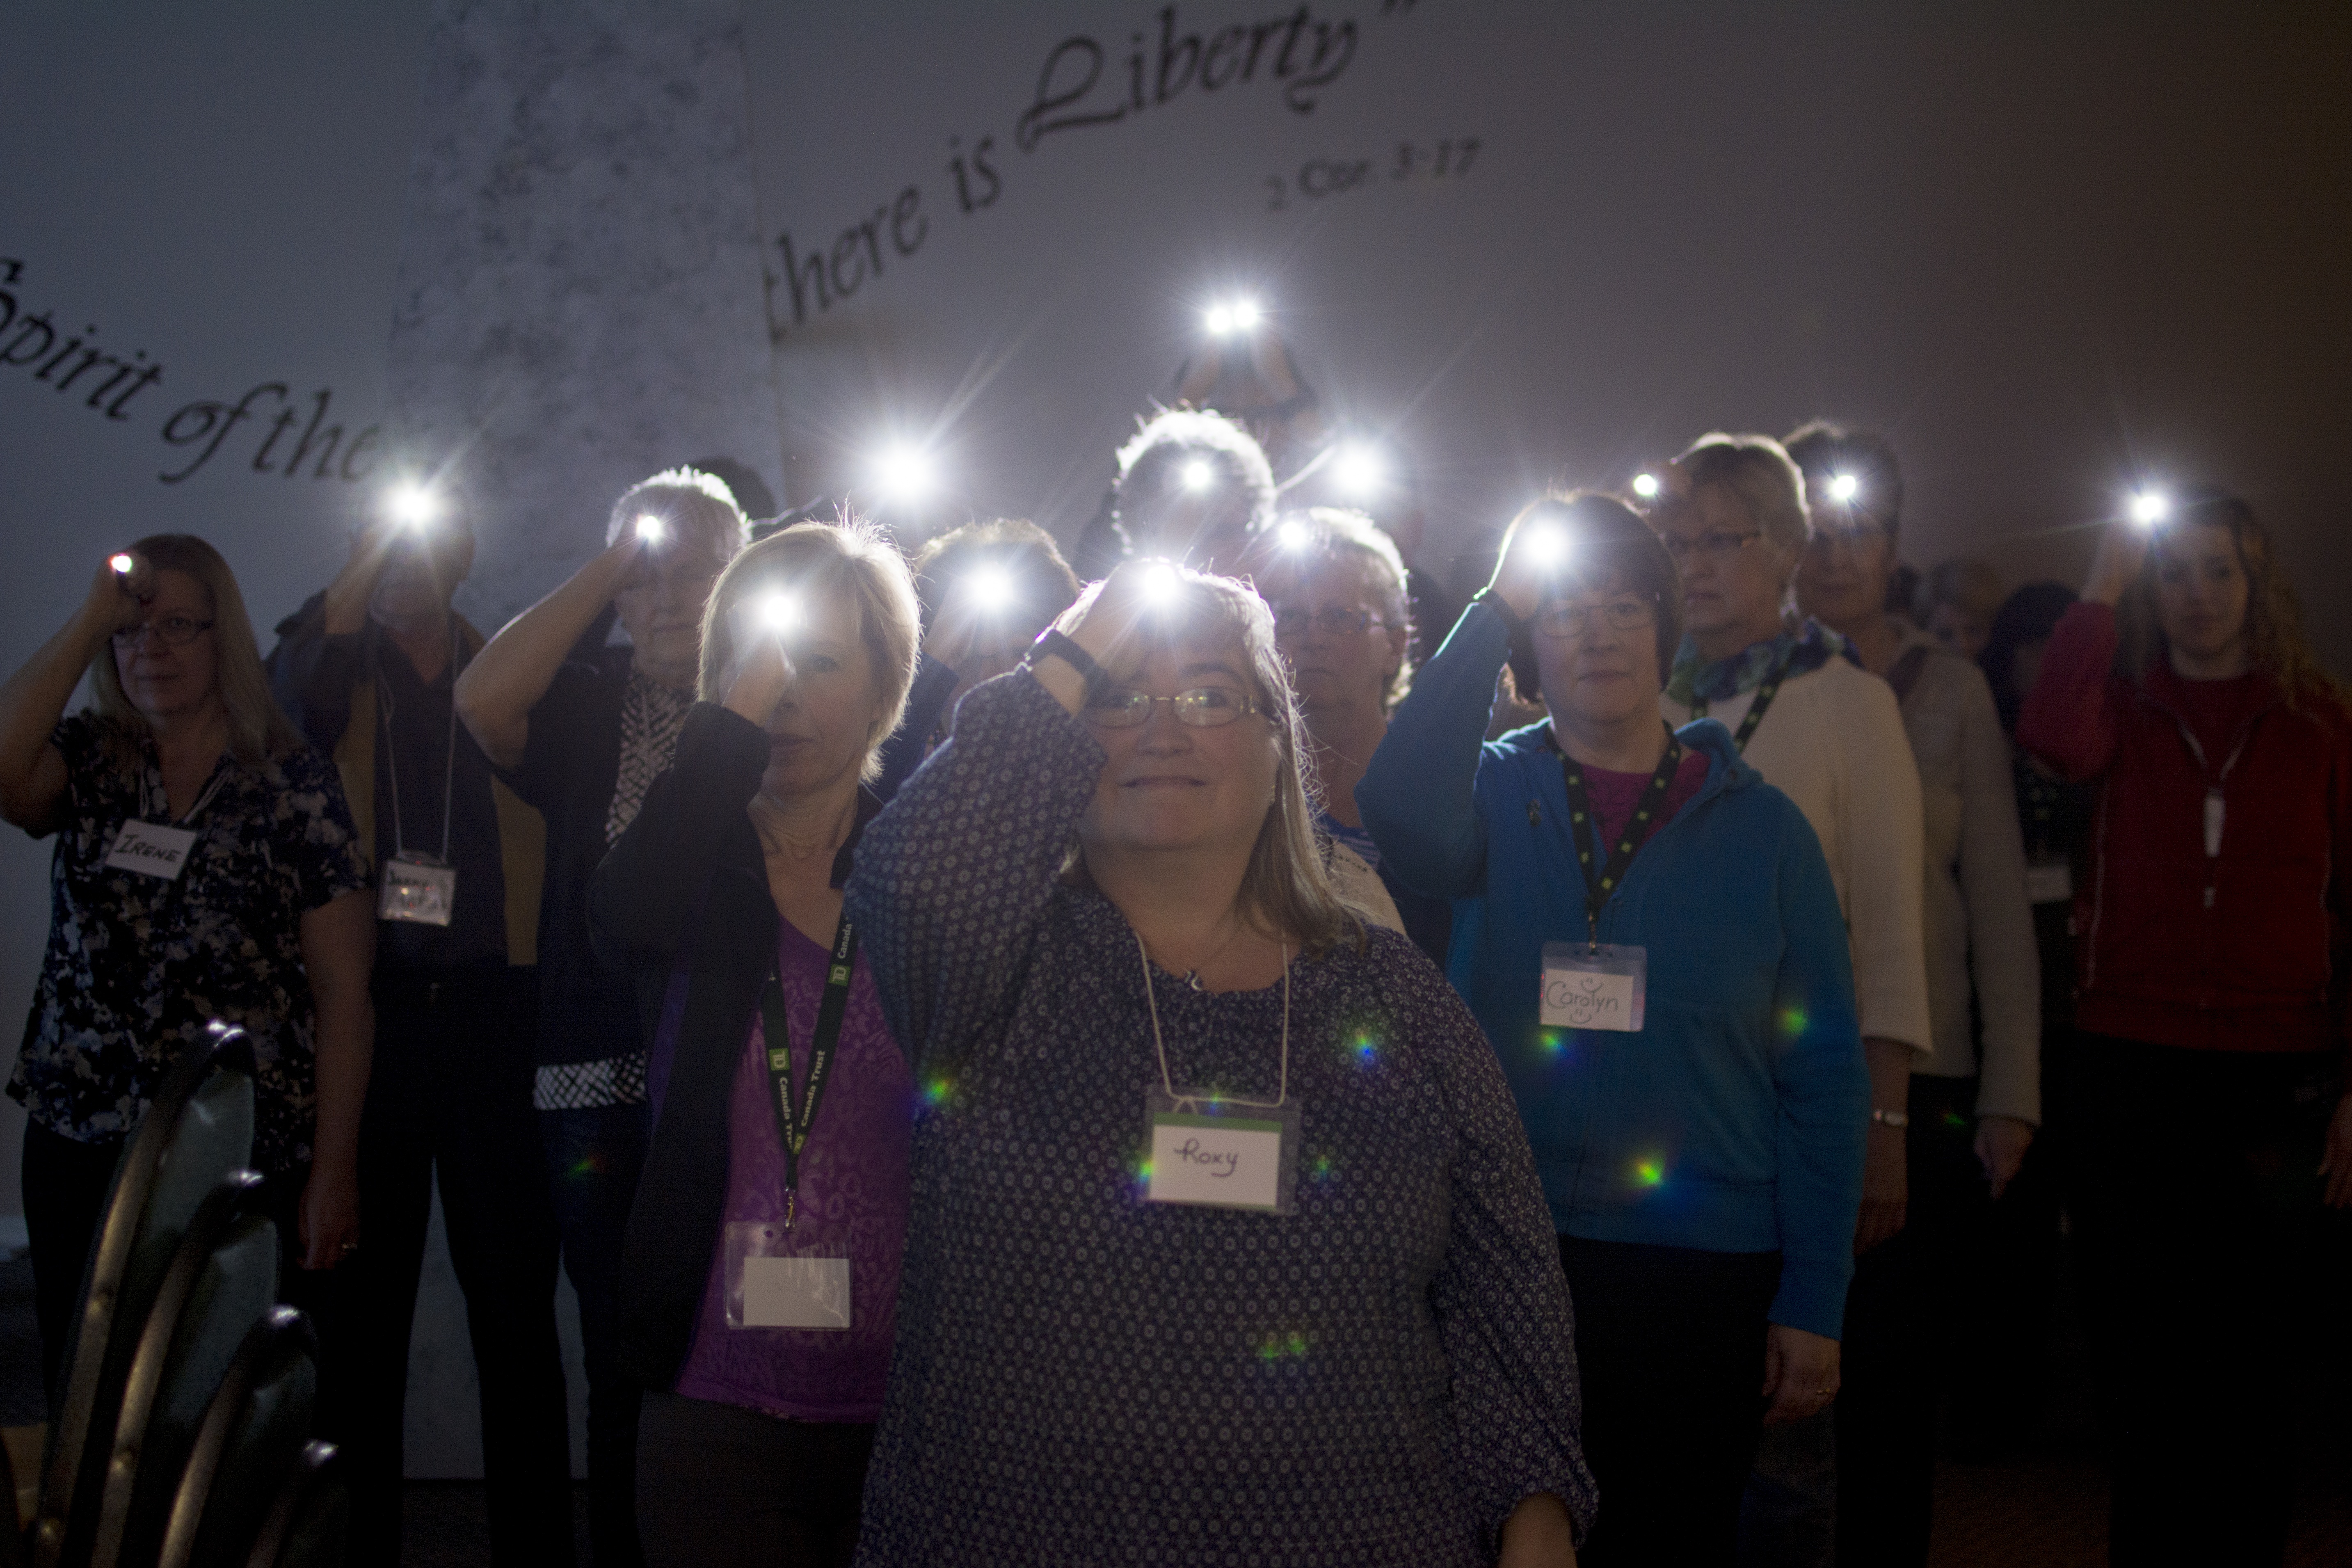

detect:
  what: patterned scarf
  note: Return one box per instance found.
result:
[605,663,697,845]
[1664,617,1859,711]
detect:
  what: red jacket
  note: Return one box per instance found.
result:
[2018,602,2352,1053]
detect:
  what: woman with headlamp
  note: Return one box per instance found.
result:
[589,520,921,1566]
[2017,491,2352,1564]
[843,560,1592,1565]
[1358,495,1867,1565]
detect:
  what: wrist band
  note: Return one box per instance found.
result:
[1024,628,1108,701]
[1471,586,1526,635]
[1870,1107,1910,1129]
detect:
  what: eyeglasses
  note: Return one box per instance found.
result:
[111,617,215,649]
[1658,530,1762,565]
[1084,686,1269,729]
[1271,606,1390,638]
[1534,596,1657,640]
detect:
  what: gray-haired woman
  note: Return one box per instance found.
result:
[844,561,1593,1566]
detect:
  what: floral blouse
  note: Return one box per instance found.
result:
[9,714,370,1173]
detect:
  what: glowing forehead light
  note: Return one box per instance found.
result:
[874,441,936,504]
[1276,520,1314,551]
[1521,523,1569,570]
[1630,472,1661,499]
[2129,489,2171,527]
[963,563,1017,608]
[635,514,667,543]
[1179,458,1217,493]
[1205,297,1260,336]
[386,482,440,530]
[1332,443,1384,497]
[109,553,135,574]
[1140,562,1183,604]
[752,590,798,633]
[1828,473,1861,504]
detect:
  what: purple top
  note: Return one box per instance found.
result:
[647,918,914,1423]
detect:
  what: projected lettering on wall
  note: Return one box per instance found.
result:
[0,257,383,487]
[1263,136,1481,209]
[766,1,1426,342]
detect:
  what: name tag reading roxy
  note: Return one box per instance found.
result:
[1540,942,1648,1033]
[1145,1090,1300,1214]
[105,820,199,881]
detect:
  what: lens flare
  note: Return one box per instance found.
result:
[1276,520,1314,551]
[752,590,798,633]
[874,442,936,505]
[1634,1159,1666,1187]
[962,563,1017,610]
[1204,304,1234,335]
[1179,458,1216,493]
[1828,473,1861,505]
[2129,490,2170,528]
[1521,524,1569,571]
[635,514,666,544]
[109,553,135,574]
[1332,443,1384,497]
[385,482,439,530]
[1630,473,1661,500]
[1140,562,1183,605]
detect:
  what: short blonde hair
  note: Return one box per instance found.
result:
[1064,566,1362,958]
[607,467,751,553]
[1670,432,1812,558]
[697,517,920,781]
[92,534,301,776]
[1253,508,1415,709]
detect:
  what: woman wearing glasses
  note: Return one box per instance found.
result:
[0,537,375,1399]
[844,560,1593,1566]
[1359,495,1868,1565]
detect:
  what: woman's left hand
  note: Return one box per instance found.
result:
[2319,1094,2352,1209]
[1496,1492,1577,1568]
[298,1163,360,1270]
[1975,1115,2035,1200]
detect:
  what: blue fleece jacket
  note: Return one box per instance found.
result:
[1357,601,1869,1337]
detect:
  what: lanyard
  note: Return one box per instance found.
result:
[758,914,859,1230]
[377,620,460,863]
[1555,727,1684,949]
[1136,930,1289,1112]
[1692,645,1796,754]
[138,758,233,827]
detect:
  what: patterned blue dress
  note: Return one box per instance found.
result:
[845,672,1593,1565]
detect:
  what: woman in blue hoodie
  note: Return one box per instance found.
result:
[1359,493,1868,1565]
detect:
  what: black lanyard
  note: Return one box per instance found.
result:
[1694,645,1796,754]
[757,914,859,1230]
[1556,728,1685,949]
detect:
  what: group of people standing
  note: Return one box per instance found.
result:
[2,400,2345,1568]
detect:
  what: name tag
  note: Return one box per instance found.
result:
[105,820,199,880]
[378,853,456,926]
[724,1222,850,1330]
[2025,860,2072,905]
[1541,942,1647,1033]
[1145,1091,1299,1214]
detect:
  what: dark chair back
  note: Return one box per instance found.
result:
[91,1171,278,1568]
[240,1442,345,1568]
[156,1308,318,1568]
[34,1025,256,1568]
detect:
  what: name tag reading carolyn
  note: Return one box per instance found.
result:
[105,820,199,881]
[1541,942,1648,1033]
[1145,1090,1300,1214]
[724,1222,850,1330]
[378,853,456,927]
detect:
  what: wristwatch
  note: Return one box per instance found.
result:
[1023,627,1108,702]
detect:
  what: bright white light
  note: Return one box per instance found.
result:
[1140,562,1183,604]
[1332,444,1384,497]
[2129,490,2170,528]
[1522,525,1569,571]
[752,590,798,634]
[635,514,667,544]
[386,482,440,530]
[1231,298,1260,331]
[1179,459,1216,493]
[1204,297,1260,336]
[874,442,936,505]
[962,564,1017,610]
[109,553,135,574]
[1829,473,1861,505]
[1277,520,1314,551]
[1631,473,1661,500]
[1204,304,1234,336]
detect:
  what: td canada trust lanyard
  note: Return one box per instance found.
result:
[1539,727,1683,1034]
[1690,644,1796,754]
[758,914,860,1234]
[1138,931,1301,1215]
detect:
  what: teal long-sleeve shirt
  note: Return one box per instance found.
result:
[1357,600,1869,1337]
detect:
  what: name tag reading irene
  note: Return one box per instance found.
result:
[105,820,199,881]
[1541,942,1648,1033]
[1145,1090,1300,1214]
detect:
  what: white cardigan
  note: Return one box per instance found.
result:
[1665,656,1933,1056]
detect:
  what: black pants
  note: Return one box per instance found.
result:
[2070,1033,2345,1567]
[542,1102,650,1568]
[1561,1235,1781,1566]
[20,1119,351,1417]
[342,970,574,1568]
[635,1391,875,1568]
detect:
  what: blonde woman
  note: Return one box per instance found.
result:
[0,536,374,1397]
[844,562,1592,1566]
